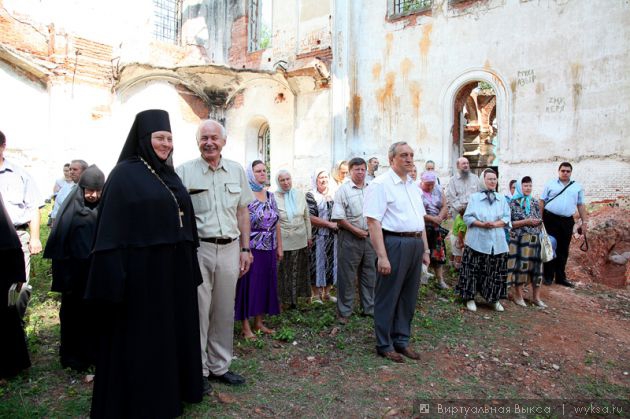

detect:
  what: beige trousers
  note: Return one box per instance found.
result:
[197,239,240,377]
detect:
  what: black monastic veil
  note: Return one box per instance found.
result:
[86,109,204,418]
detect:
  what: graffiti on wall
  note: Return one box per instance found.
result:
[546,97,566,113]
[517,69,535,86]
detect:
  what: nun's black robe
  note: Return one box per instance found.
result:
[0,192,30,379]
[43,166,104,371]
[85,110,203,418]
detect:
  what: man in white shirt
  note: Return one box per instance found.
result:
[0,130,44,319]
[363,142,430,363]
[50,160,88,225]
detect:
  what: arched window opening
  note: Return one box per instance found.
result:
[453,80,498,177]
[258,123,271,181]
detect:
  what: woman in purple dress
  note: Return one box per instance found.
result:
[235,160,283,339]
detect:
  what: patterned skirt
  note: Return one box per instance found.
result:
[456,246,508,303]
[277,247,310,306]
[426,224,447,264]
[507,233,543,287]
[309,234,337,287]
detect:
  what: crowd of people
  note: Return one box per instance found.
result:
[0,113,588,416]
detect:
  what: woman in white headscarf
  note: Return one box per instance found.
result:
[456,168,511,313]
[274,170,312,309]
[305,168,338,303]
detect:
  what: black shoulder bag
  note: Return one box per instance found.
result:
[544,180,575,205]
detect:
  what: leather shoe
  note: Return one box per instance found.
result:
[337,315,349,325]
[543,278,553,286]
[556,279,575,288]
[377,350,405,363]
[395,346,421,360]
[208,370,246,386]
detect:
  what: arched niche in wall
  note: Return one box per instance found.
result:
[244,115,270,170]
[441,69,511,177]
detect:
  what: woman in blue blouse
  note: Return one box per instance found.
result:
[456,169,511,312]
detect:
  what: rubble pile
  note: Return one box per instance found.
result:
[566,205,630,288]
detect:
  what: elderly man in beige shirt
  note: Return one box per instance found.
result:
[176,119,254,393]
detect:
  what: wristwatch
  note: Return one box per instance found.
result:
[241,248,251,253]
[424,249,431,254]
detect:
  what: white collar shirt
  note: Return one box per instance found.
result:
[0,158,44,225]
[363,169,426,232]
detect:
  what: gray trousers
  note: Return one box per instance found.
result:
[336,229,376,317]
[374,234,423,353]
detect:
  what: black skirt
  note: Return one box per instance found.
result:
[89,243,203,418]
[456,246,508,303]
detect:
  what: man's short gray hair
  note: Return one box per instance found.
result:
[388,141,408,160]
[196,119,227,142]
[71,159,89,171]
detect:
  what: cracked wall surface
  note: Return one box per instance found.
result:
[0,0,628,201]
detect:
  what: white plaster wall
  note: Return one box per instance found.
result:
[0,61,116,196]
[292,89,333,191]
[115,80,204,172]
[347,0,630,201]
[224,79,295,183]
[0,61,52,195]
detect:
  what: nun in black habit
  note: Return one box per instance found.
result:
[0,191,31,380]
[43,165,105,372]
[85,110,204,418]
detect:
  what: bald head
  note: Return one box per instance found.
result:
[456,157,470,173]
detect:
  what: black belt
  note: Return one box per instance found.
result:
[382,229,423,238]
[199,237,237,245]
[14,224,29,231]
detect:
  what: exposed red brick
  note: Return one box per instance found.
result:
[1,8,114,87]
[230,92,245,109]
[176,84,209,121]
[228,15,262,69]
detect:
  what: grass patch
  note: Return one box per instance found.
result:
[2,206,629,416]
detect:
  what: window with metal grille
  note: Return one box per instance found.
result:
[391,0,432,16]
[248,0,272,52]
[153,0,180,44]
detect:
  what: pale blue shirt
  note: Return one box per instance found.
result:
[541,178,584,217]
[51,181,75,219]
[363,169,426,232]
[463,191,511,255]
[0,158,43,225]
